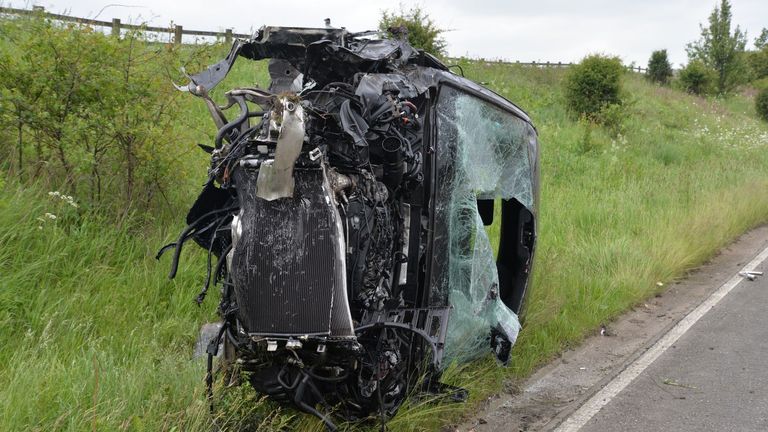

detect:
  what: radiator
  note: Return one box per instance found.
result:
[230,167,354,338]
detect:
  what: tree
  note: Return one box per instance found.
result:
[746,28,768,80]
[755,28,768,50]
[379,5,447,56]
[686,0,747,94]
[647,50,673,85]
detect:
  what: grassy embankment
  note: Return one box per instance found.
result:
[2,51,768,431]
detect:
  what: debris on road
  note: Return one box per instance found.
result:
[661,377,697,390]
[739,271,763,281]
[600,324,616,336]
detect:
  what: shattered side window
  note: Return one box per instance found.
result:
[432,85,533,364]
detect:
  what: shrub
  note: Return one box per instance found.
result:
[746,48,768,80]
[0,16,211,217]
[564,54,625,119]
[754,77,768,91]
[379,5,447,56]
[756,88,768,121]
[677,60,717,95]
[647,50,673,85]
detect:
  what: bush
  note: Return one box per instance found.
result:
[647,50,673,85]
[756,88,768,121]
[0,16,210,217]
[677,60,717,95]
[564,54,625,120]
[754,77,768,91]
[379,5,447,56]
[747,48,768,80]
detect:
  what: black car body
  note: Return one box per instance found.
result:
[163,25,539,429]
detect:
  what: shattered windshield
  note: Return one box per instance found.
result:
[432,85,534,364]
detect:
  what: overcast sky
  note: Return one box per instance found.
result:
[10,0,768,67]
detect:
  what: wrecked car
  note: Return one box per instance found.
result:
[159,25,539,430]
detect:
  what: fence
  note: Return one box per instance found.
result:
[472,60,647,74]
[0,6,648,73]
[0,6,250,44]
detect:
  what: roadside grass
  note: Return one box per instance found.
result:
[2,52,768,431]
[0,185,213,430]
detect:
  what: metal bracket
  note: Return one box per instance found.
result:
[357,307,451,368]
[309,147,322,161]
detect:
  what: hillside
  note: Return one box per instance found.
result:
[2,51,768,431]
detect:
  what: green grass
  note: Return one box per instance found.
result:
[0,186,212,430]
[3,53,768,431]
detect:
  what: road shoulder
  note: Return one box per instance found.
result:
[456,225,768,432]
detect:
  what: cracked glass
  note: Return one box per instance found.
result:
[432,85,534,364]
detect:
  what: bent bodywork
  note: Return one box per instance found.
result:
[162,25,539,429]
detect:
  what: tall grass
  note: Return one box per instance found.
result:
[0,185,213,430]
[2,52,768,431]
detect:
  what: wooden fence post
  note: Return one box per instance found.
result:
[225,28,232,44]
[111,18,121,37]
[174,25,183,45]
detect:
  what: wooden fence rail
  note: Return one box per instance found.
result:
[478,60,647,74]
[0,6,648,73]
[0,6,250,43]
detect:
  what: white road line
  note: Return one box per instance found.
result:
[554,242,768,432]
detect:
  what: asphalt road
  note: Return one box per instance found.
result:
[580,260,768,432]
[459,226,768,432]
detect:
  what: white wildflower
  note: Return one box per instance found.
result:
[47,191,79,208]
